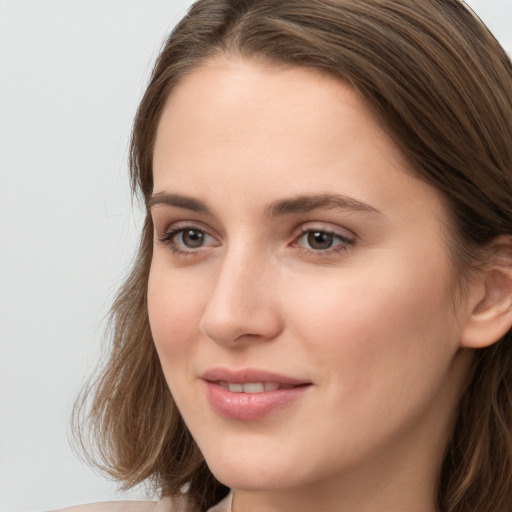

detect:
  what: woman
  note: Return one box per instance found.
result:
[68,1,512,511]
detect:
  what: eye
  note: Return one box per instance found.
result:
[296,228,355,253]
[158,226,218,254]
[301,231,336,250]
[176,228,209,248]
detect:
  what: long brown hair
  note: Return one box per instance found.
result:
[75,1,512,511]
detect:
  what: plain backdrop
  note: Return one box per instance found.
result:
[0,1,511,511]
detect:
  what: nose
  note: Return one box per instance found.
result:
[199,248,283,347]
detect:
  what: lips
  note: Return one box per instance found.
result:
[202,368,312,420]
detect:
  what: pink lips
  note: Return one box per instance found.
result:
[202,368,312,420]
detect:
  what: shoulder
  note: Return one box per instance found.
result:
[54,502,157,512]
[54,496,188,512]
[54,502,155,512]
[53,492,231,512]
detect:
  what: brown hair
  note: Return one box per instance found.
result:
[75,1,512,511]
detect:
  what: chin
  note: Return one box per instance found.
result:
[199,439,323,492]
[209,462,300,491]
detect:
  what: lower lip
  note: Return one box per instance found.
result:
[204,381,311,420]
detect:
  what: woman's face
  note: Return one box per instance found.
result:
[148,58,473,496]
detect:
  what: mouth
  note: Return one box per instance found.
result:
[202,367,311,389]
[216,381,298,393]
[202,368,313,420]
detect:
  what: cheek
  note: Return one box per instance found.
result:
[284,251,459,396]
[147,262,207,363]
[147,262,212,422]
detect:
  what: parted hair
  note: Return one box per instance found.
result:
[74,1,512,511]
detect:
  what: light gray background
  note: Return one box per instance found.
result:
[0,1,511,511]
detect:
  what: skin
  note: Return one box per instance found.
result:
[148,58,478,512]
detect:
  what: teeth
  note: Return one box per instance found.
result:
[242,382,265,393]
[219,381,282,393]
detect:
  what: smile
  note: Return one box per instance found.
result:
[202,369,313,420]
[217,381,296,393]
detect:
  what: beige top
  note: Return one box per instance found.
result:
[55,492,232,512]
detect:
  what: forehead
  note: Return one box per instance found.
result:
[157,58,381,142]
[152,57,442,220]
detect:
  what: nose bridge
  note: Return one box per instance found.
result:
[199,241,282,345]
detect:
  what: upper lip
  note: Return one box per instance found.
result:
[202,367,311,386]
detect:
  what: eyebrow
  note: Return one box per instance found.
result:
[148,192,211,214]
[267,194,381,217]
[148,192,381,216]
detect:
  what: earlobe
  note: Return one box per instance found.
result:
[461,244,512,349]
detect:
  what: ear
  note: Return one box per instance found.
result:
[461,237,512,349]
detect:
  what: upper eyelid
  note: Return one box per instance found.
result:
[295,229,354,243]
[155,219,217,236]
[293,222,356,239]
[294,229,355,249]
[161,225,217,241]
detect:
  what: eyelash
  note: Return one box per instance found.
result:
[157,226,217,257]
[157,225,356,258]
[294,228,356,256]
